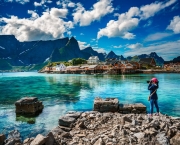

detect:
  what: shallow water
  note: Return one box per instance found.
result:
[0,72,180,139]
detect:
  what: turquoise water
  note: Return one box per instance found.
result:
[0,72,180,139]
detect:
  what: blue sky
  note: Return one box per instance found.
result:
[0,0,180,60]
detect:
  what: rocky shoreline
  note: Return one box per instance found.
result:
[1,98,180,145]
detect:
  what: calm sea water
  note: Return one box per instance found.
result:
[0,72,180,139]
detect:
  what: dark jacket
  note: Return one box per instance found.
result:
[148,83,158,100]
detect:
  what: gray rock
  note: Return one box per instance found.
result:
[59,116,76,127]
[45,132,55,145]
[156,132,170,145]
[30,134,46,145]
[65,111,82,119]
[4,138,21,145]
[134,132,145,139]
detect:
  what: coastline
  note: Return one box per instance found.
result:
[1,98,180,145]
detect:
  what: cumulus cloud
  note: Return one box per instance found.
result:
[98,7,140,39]
[50,8,68,18]
[167,15,180,33]
[97,0,177,39]
[124,40,180,60]
[145,32,173,41]
[73,0,114,26]
[5,0,29,4]
[78,41,90,50]
[127,43,143,49]
[0,8,73,42]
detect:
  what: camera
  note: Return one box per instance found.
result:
[147,80,151,83]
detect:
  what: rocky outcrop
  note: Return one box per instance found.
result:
[4,98,180,145]
[15,97,43,115]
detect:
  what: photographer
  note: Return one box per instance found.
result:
[148,78,159,117]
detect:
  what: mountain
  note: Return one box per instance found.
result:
[173,56,180,62]
[138,52,164,66]
[105,51,126,60]
[81,47,105,61]
[55,37,84,61]
[0,35,106,70]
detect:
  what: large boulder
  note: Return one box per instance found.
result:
[94,97,119,112]
[59,116,76,127]
[15,97,44,115]
[30,134,46,145]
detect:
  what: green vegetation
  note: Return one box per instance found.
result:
[46,58,87,68]
[71,58,87,65]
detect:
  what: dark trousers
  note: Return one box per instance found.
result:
[150,99,159,114]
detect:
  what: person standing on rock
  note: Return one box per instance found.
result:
[148,77,159,116]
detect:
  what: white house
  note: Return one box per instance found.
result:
[87,56,99,64]
[55,63,66,71]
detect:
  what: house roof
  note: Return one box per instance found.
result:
[88,56,99,60]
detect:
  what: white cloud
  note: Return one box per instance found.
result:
[73,0,114,26]
[50,8,68,18]
[78,41,90,50]
[124,40,180,60]
[97,0,177,39]
[167,15,180,33]
[112,45,123,48]
[140,0,177,20]
[27,10,39,19]
[127,43,143,49]
[34,2,42,6]
[0,8,74,42]
[34,0,52,7]
[5,0,29,4]
[97,7,140,39]
[68,2,75,7]
[94,48,106,53]
[145,32,173,41]
[80,33,84,35]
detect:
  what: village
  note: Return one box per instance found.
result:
[40,56,156,74]
[40,56,180,74]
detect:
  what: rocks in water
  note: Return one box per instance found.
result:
[5,130,21,145]
[0,134,6,145]
[94,97,119,112]
[15,97,44,115]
